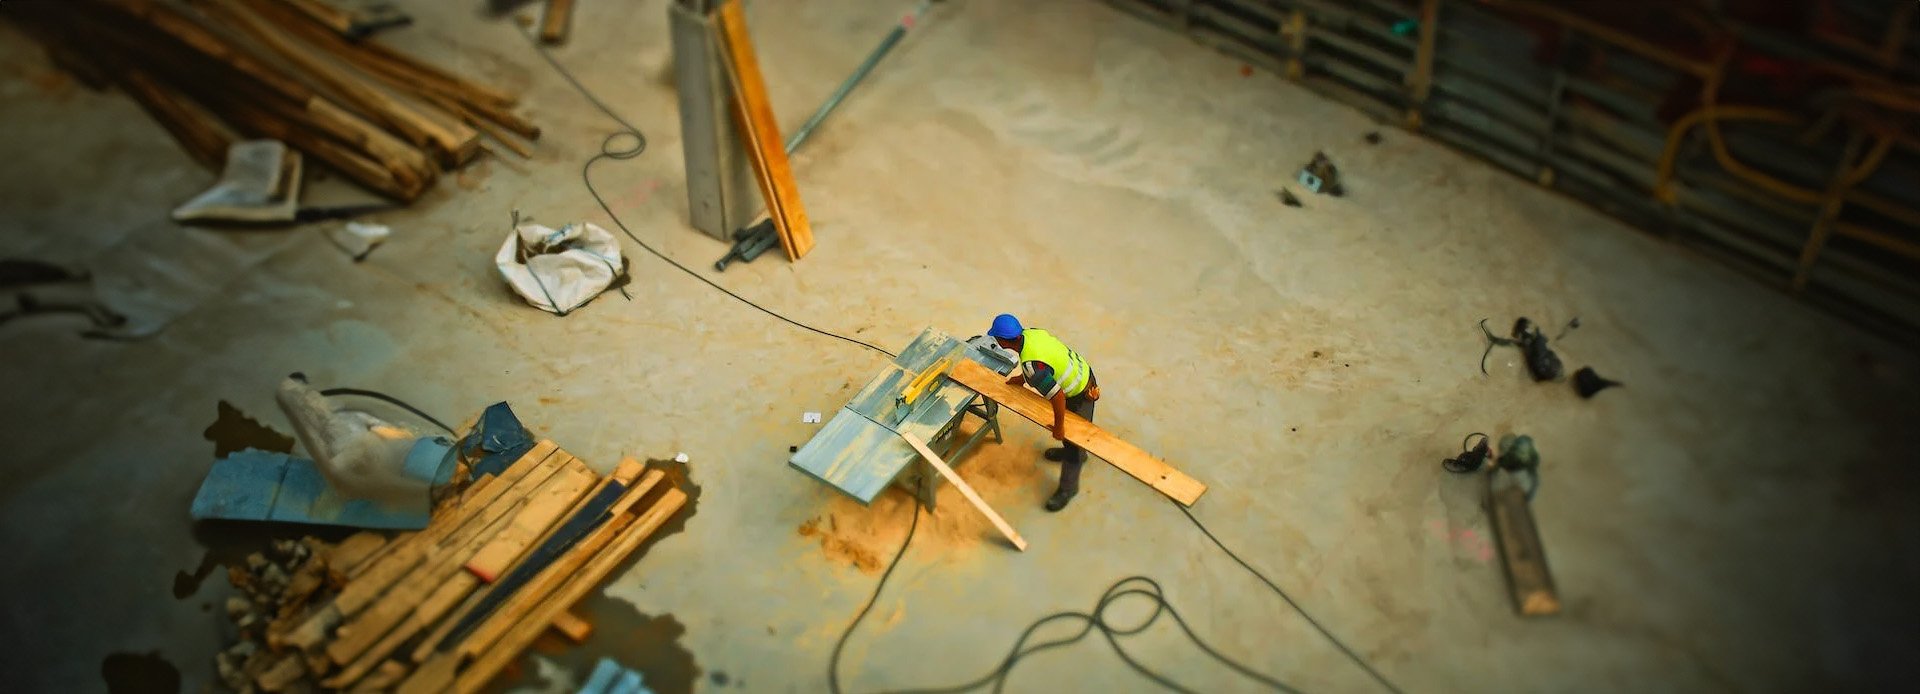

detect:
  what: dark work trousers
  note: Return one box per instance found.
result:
[1056,382,1097,496]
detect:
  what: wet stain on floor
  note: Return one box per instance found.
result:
[529,595,701,694]
[100,651,179,694]
[202,400,295,459]
[176,402,345,598]
[497,457,705,693]
[640,457,700,558]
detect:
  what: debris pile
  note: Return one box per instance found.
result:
[4,0,538,203]
[212,440,688,693]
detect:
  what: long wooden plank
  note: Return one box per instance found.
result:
[947,360,1207,506]
[540,0,576,44]
[715,0,815,260]
[900,433,1027,551]
[275,441,558,649]
[452,488,689,694]
[321,509,519,686]
[396,475,668,694]
[201,0,480,166]
[464,462,602,582]
[446,471,665,656]
[233,0,518,108]
[323,461,594,677]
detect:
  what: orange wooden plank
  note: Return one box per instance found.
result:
[715,0,815,260]
[948,360,1207,506]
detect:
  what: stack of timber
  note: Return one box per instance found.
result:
[3,0,539,202]
[215,440,687,693]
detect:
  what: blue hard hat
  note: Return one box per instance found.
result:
[988,314,1023,339]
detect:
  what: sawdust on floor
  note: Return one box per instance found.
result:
[797,424,1050,573]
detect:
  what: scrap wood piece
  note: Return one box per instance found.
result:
[1489,483,1560,616]
[197,0,481,166]
[549,610,592,643]
[283,0,410,39]
[276,441,559,650]
[234,0,517,109]
[900,432,1027,551]
[540,0,576,44]
[715,0,815,261]
[326,532,390,578]
[469,458,647,582]
[359,660,410,691]
[947,360,1208,506]
[451,488,690,694]
[111,63,233,170]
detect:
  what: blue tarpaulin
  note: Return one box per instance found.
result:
[577,658,652,694]
[460,401,535,478]
[190,436,454,529]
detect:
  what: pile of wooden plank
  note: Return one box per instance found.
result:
[4,0,538,202]
[217,440,687,693]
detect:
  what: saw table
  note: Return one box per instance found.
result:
[789,328,1016,508]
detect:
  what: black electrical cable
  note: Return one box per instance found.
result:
[1176,503,1405,694]
[318,387,457,436]
[830,497,921,694]
[523,30,898,360]
[522,22,1401,694]
[827,498,1402,694]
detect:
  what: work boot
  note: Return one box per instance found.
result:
[1042,447,1075,463]
[1045,489,1075,512]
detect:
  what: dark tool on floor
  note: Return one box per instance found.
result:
[1573,366,1621,398]
[1479,317,1566,381]
[1441,432,1492,473]
[1297,151,1344,196]
[0,258,127,334]
[714,218,779,271]
[1277,188,1303,207]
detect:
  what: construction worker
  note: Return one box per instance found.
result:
[987,314,1099,512]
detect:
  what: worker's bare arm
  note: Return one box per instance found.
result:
[1049,391,1067,440]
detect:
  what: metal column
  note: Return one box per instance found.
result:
[669,0,757,241]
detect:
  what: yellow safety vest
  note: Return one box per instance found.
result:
[1020,329,1092,397]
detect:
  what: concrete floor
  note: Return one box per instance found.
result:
[4,0,1919,692]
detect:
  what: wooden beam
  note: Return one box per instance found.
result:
[199,0,481,166]
[398,477,675,694]
[947,360,1207,506]
[715,0,815,261]
[540,0,577,44]
[1488,483,1559,616]
[274,442,558,650]
[901,433,1027,551]
[448,471,665,660]
[326,533,389,577]
[232,0,519,109]
[1405,0,1439,128]
[322,461,596,685]
[452,488,689,694]
[549,611,593,643]
[464,462,601,582]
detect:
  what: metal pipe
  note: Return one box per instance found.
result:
[783,0,934,154]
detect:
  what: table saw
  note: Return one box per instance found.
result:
[789,328,1017,508]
